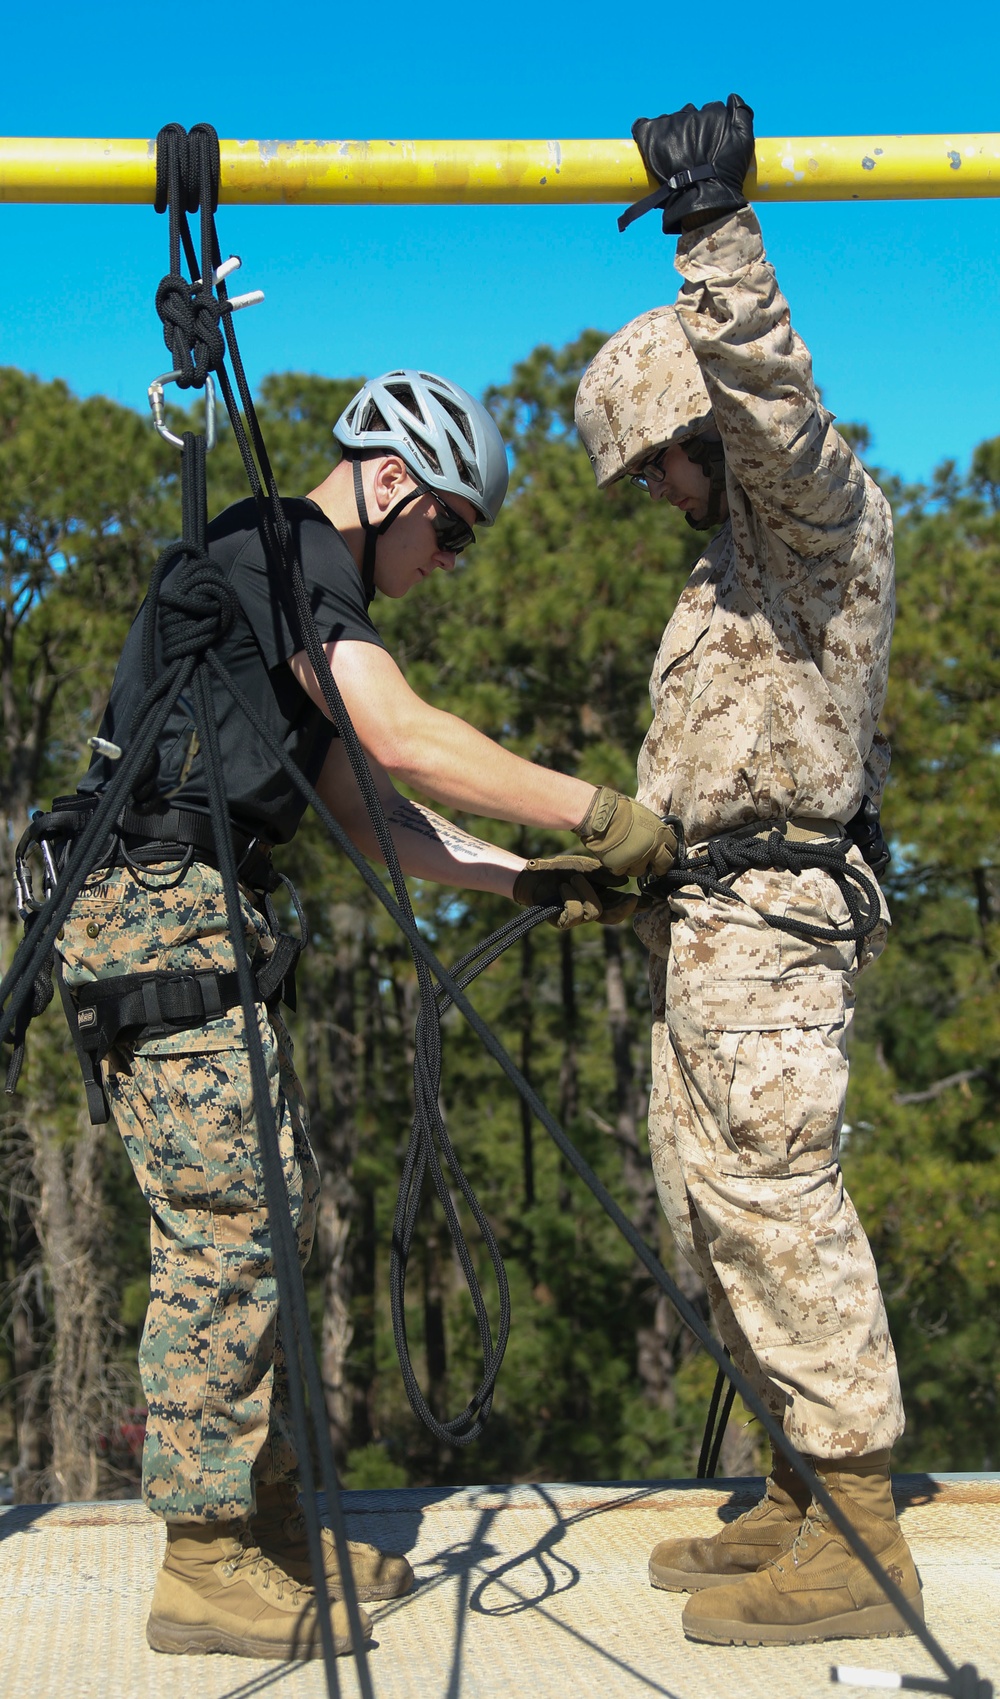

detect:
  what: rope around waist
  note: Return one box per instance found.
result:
[638,816,882,957]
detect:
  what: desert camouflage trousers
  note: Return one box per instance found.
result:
[645,848,904,1458]
[56,857,320,1522]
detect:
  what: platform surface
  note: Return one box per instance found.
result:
[2,1474,998,1699]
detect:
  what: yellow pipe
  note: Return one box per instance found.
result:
[1,134,999,206]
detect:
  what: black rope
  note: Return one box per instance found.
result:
[146,123,367,1697]
[390,903,560,1445]
[171,141,522,1451]
[0,121,985,1699]
[643,824,884,956]
[696,1351,736,1479]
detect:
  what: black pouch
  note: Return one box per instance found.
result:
[845,796,890,878]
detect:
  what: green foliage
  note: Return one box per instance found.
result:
[0,368,176,822]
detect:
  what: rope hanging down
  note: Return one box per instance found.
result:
[0,123,989,1699]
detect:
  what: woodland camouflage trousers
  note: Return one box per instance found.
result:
[645,848,905,1459]
[57,858,319,1523]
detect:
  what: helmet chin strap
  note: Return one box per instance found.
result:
[681,434,728,532]
[351,458,425,601]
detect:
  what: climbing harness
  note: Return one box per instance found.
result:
[0,122,986,1699]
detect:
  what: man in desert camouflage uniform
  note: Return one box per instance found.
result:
[574,95,922,1646]
[52,368,672,1661]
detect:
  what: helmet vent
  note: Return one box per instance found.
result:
[450,448,479,493]
[384,382,420,421]
[438,394,476,451]
[360,401,389,434]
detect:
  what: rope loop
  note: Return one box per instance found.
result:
[154,121,219,215]
[154,122,189,215]
[158,550,238,663]
[187,123,220,214]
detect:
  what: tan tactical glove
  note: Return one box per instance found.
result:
[573,787,678,879]
[512,855,638,930]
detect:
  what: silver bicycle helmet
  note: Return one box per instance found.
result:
[333,370,509,525]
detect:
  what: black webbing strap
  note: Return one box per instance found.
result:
[74,964,234,1039]
[618,162,716,232]
[54,957,111,1125]
[350,455,428,604]
[59,965,240,1126]
[63,940,303,1128]
[116,802,261,871]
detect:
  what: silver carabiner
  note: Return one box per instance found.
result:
[147,370,217,454]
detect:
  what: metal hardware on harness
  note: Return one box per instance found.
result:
[13,797,108,920]
[148,368,217,451]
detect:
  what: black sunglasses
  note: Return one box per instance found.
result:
[629,447,669,491]
[419,483,477,554]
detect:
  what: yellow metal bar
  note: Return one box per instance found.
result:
[1,134,999,206]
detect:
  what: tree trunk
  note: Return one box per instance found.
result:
[33,1108,119,1502]
[6,1174,48,1502]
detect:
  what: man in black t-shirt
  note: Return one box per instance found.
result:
[59,371,679,1662]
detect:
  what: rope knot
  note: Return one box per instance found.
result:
[156,275,225,389]
[159,551,238,662]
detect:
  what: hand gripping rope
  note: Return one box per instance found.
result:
[0,124,990,1699]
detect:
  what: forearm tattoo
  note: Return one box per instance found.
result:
[388,799,493,863]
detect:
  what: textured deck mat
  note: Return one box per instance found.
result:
[1,1475,997,1698]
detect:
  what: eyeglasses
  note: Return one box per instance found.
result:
[629,448,668,491]
[420,484,477,554]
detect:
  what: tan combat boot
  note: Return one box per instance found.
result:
[649,1450,811,1591]
[146,1522,373,1659]
[253,1481,414,1602]
[682,1450,924,1645]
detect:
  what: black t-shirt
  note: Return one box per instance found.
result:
[78,498,385,843]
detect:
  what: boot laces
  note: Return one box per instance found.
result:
[223,1533,311,1602]
[789,1509,829,1566]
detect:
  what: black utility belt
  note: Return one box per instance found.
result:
[65,927,303,1128]
[117,802,264,869]
[16,794,280,907]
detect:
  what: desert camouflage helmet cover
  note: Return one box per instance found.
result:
[574,306,714,488]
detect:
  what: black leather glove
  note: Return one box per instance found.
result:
[622,93,755,235]
[512,855,637,929]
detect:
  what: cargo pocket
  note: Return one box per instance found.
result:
[113,1044,268,1250]
[668,973,852,1179]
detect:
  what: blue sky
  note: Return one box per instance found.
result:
[2,0,998,484]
